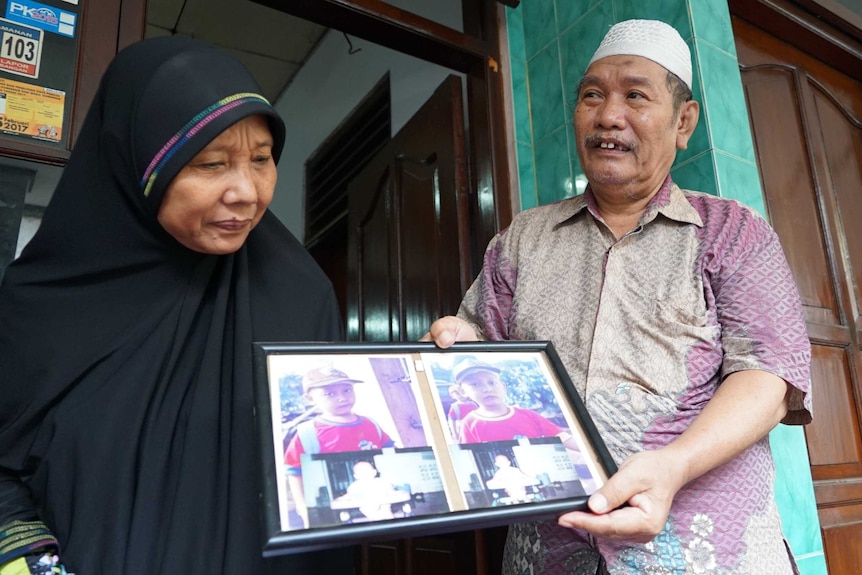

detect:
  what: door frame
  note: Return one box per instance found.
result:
[728,0,862,84]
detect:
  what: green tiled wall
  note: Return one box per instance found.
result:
[505,1,825,573]
[510,0,768,206]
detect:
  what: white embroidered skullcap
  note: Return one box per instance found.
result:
[588,19,692,90]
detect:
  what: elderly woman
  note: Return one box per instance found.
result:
[0,37,352,574]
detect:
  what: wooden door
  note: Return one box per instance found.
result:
[734,15,862,574]
[347,74,471,343]
[346,73,507,575]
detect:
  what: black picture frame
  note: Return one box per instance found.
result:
[252,340,617,556]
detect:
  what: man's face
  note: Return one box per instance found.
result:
[307,383,356,417]
[459,371,506,409]
[574,55,697,202]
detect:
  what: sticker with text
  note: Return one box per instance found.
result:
[5,0,76,38]
[0,76,64,142]
[0,18,42,78]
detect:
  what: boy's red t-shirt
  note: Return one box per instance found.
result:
[284,416,394,473]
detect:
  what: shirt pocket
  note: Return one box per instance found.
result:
[652,299,717,344]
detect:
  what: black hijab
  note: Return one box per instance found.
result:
[0,36,352,574]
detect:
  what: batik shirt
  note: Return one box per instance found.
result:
[458,177,812,575]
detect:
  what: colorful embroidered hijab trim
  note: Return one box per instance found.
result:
[140,92,270,197]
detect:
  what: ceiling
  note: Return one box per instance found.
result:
[146,0,329,103]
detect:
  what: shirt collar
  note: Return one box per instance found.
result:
[553,175,704,228]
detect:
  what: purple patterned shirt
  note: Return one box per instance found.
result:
[458,178,812,574]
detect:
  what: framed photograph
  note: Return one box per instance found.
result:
[252,340,617,556]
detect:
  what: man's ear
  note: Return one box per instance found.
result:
[676,100,700,150]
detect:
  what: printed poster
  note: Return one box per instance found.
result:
[0,76,63,141]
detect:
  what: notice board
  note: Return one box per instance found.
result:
[0,0,79,150]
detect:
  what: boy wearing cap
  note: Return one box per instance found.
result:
[453,359,575,448]
[424,18,810,575]
[284,366,394,527]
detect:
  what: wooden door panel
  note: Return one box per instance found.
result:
[360,532,480,575]
[397,156,445,341]
[813,90,862,332]
[742,66,841,326]
[819,504,862,574]
[814,479,862,507]
[806,344,862,472]
[397,156,462,342]
[361,540,402,574]
[353,164,396,341]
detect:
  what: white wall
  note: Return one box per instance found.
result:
[270,0,463,240]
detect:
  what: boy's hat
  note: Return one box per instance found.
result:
[452,358,501,383]
[303,367,363,392]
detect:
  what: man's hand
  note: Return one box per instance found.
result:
[419,316,479,348]
[557,448,685,542]
[558,370,789,542]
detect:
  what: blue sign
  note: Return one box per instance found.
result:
[4,0,76,38]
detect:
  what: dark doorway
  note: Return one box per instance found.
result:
[347,74,470,343]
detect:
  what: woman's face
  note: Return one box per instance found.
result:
[158,115,277,254]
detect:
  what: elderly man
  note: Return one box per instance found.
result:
[422,19,811,574]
